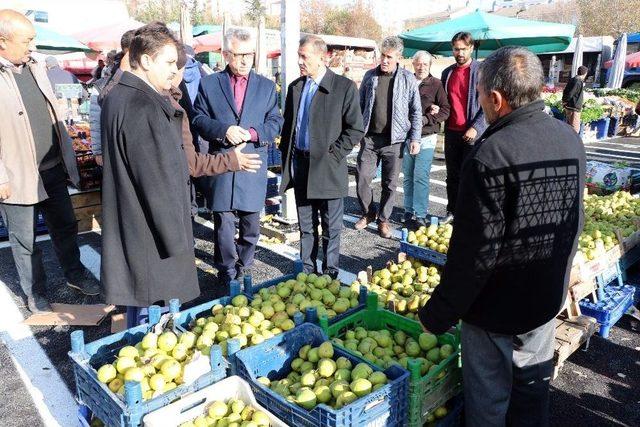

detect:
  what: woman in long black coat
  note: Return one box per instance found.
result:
[100,70,200,307]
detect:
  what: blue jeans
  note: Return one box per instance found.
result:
[403,135,436,219]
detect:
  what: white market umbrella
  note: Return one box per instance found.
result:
[571,34,583,77]
[607,33,627,88]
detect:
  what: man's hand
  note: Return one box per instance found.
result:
[0,183,11,200]
[94,155,103,166]
[226,126,252,146]
[429,105,440,115]
[409,140,421,155]
[462,127,477,144]
[234,143,262,173]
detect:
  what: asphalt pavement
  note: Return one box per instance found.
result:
[0,156,639,426]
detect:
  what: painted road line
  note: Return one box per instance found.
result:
[585,146,640,156]
[0,286,77,427]
[394,186,449,206]
[585,151,640,162]
[0,229,98,251]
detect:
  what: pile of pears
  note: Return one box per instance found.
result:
[406,223,453,254]
[258,342,388,411]
[95,294,295,401]
[332,327,454,374]
[256,272,360,321]
[179,398,271,427]
[351,258,441,320]
[579,191,640,260]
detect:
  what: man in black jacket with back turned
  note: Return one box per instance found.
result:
[562,65,588,133]
[279,35,364,278]
[418,47,585,427]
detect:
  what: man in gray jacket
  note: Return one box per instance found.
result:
[356,36,421,238]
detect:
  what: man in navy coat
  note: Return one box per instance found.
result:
[193,28,283,285]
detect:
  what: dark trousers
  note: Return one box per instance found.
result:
[0,164,83,298]
[212,210,260,279]
[461,319,555,427]
[444,129,474,214]
[293,154,343,276]
[356,135,402,222]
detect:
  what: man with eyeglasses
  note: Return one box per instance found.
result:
[193,28,283,289]
[441,32,487,223]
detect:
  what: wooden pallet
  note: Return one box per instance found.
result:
[71,190,101,233]
[553,314,598,379]
[260,220,300,243]
[563,276,599,318]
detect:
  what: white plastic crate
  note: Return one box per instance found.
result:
[143,376,288,427]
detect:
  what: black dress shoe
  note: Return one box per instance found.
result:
[66,269,101,296]
[27,293,52,313]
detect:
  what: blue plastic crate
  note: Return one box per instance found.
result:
[78,404,92,427]
[588,117,610,140]
[0,212,47,240]
[400,228,447,266]
[67,288,248,427]
[235,323,409,427]
[578,284,635,338]
[268,143,282,168]
[266,173,281,199]
[624,274,640,304]
[595,262,623,288]
[242,262,369,326]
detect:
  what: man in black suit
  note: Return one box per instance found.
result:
[279,35,364,278]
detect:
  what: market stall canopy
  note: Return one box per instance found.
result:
[571,34,583,78]
[627,33,640,44]
[315,34,377,51]
[193,24,222,36]
[35,24,93,54]
[192,32,222,54]
[167,23,220,36]
[74,19,144,52]
[604,51,640,69]
[399,11,575,57]
[607,33,627,88]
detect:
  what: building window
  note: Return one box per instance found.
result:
[34,11,48,23]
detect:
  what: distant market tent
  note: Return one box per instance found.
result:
[74,19,145,52]
[399,11,575,58]
[606,33,628,89]
[571,34,583,78]
[34,25,93,54]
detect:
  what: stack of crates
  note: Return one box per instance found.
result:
[319,293,462,427]
[579,261,635,338]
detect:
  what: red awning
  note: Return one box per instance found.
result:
[74,19,144,52]
[604,51,640,69]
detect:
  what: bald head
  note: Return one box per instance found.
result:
[0,9,36,66]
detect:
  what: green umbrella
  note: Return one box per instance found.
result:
[35,24,93,54]
[400,11,575,58]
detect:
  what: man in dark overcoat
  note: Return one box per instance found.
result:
[100,23,255,309]
[279,35,364,278]
[193,28,283,285]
